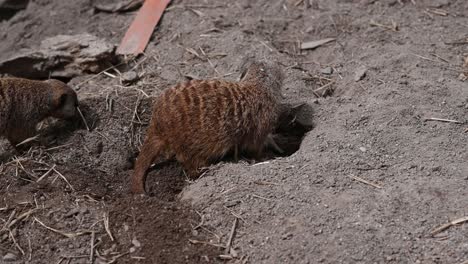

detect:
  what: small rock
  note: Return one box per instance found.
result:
[0,0,29,10]
[0,33,117,79]
[122,71,139,85]
[281,233,293,240]
[459,73,467,81]
[224,200,240,208]
[3,252,17,261]
[359,147,367,152]
[132,237,141,248]
[354,66,367,81]
[321,67,333,75]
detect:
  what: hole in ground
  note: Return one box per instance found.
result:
[263,102,314,159]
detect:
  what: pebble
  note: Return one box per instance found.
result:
[354,66,367,81]
[3,253,17,261]
[321,67,333,75]
[122,71,139,84]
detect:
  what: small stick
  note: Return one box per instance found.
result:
[224,218,238,255]
[28,237,32,261]
[349,175,383,189]
[188,239,225,248]
[2,209,16,231]
[3,209,37,231]
[251,194,274,201]
[103,212,114,241]
[192,210,205,230]
[103,71,117,78]
[77,106,90,131]
[52,167,75,191]
[313,81,335,93]
[259,40,274,52]
[36,165,56,182]
[430,216,468,236]
[45,143,73,152]
[89,231,95,263]
[200,47,222,77]
[424,117,464,124]
[251,161,270,166]
[15,135,40,147]
[369,20,398,31]
[9,230,25,255]
[34,217,92,238]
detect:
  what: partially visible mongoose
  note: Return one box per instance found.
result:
[131,60,284,194]
[0,77,79,148]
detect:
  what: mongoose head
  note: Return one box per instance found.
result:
[239,60,284,100]
[46,79,79,120]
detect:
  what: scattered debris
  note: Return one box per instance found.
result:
[0,34,117,79]
[354,66,367,81]
[220,218,238,259]
[370,19,398,31]
[117,0,172,55]
[423,117,464,124]
[349,175,383,189]
[425,8,448,16]
[300,38,336,50]
[431,216,468,236]
[94,0,143,13]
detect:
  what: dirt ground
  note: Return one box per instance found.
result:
[0,0,467,263]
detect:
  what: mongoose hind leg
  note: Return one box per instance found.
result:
[131,137,164,194]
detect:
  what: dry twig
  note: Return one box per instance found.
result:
[103,212,114,241]
[424,117,464,124]
[349,175,383,189]
[224,218,238,256]
[34,217,92,238]
[431,216,468,236]
[77,106,90,131]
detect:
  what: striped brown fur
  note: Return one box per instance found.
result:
[131,60,284,194]
[0,77,78,148]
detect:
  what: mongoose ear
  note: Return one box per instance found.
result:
[239,67,248,81]
[55,93,68,109]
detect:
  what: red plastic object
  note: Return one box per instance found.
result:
[116,0,171,55]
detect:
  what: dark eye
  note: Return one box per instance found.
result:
[58,94,68,108]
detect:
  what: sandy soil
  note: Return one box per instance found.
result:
[0,0,467,263]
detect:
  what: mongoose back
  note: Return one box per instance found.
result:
[131,60,284,194]
[0,77,78,148]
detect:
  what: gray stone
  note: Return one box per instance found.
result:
[3,253,17,261]
[0,33,117,79]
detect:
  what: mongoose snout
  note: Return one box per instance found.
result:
[46,79,79,120]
